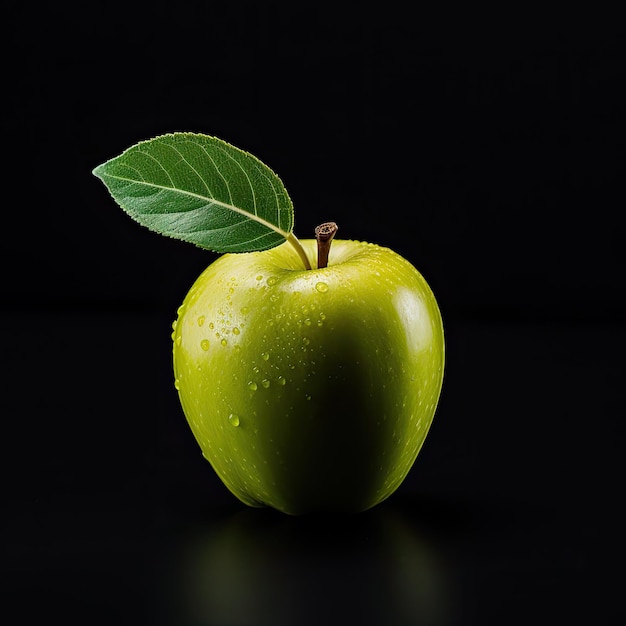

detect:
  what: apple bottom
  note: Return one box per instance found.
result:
[172,239,444,515]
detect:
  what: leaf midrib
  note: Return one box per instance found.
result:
[100,171,291,239]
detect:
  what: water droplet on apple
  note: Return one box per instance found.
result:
[315,282,329,293]
[304,318,312,326]
[228,414,240,427]
[176,304,185,315]
[200,339,210,351]
[209,322,215,329]
[302,338,310,346]
[170,331,176,341]
[266,276,278,286]
[277,376,286,386]
[261,379,271,389]
[175,336,182,346]
[261,352,270,361]
[248,381,258,391]
[174,378,180,390]
[197,315,205,326]
[233,327,240,335]
[256,275,263,281]
[220,338,227,346]
[171,320,177,330]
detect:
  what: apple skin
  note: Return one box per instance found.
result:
[172,238,445,515]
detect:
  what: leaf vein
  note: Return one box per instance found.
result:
[137,149,176,187]
[214,144,258,217]
[168,142,214,198]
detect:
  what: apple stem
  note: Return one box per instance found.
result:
[315,222,339,269]
[286,232,313,271]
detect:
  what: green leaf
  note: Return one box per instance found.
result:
[92,132,294,253]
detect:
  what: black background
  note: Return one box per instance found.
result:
[2,5,625,625]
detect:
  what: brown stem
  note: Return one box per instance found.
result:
[315,222,338,269]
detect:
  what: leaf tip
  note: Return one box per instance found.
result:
[92,163,105,180]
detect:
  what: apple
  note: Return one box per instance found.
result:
[92,133,445,515]
[172,228,444,515]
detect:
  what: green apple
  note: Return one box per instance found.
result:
[92,133,445,515]
[172,235,444,515]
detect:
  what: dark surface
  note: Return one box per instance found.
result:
[3,6,625,625]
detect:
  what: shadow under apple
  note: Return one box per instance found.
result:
[157,497,462,626]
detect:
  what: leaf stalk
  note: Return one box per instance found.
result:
[286,232,312,270]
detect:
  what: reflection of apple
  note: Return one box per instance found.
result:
[163,504,453,626]
[172,236,445,514]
